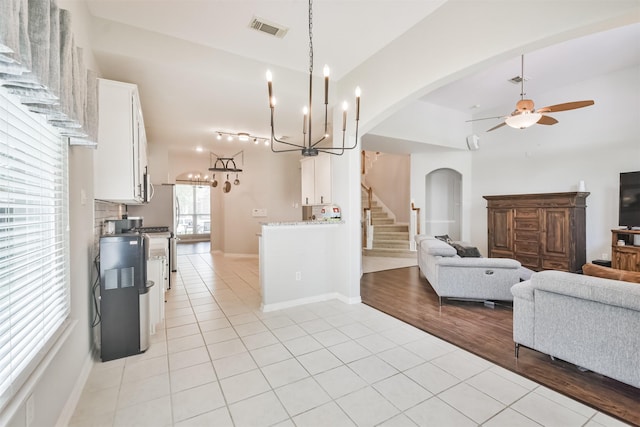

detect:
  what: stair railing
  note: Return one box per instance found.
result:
[409,202,420,251]
[361,183,373,249]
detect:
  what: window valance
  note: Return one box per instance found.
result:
[0,0,98,146]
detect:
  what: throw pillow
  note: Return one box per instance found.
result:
[435,234,453,244]
[450,242,482,258]
[582,263,640,284]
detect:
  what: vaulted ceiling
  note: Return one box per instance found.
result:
[84,1,640,155]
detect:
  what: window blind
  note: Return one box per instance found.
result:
[0,87,70,411]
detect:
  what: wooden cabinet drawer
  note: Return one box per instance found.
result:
[514,208,538,218]
[515,230,539,242]
[542,258,569,271]
[517,255,540,270]
[514,218,539,231]
[489,249,514,259]
[515,240,539,254]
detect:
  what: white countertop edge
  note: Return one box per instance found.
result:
[261,220,344,227]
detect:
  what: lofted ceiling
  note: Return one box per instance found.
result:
[84,1,640,156]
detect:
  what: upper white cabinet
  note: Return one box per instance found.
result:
[301,154,331,205]
[94,79,148,204]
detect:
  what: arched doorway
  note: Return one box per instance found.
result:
[424,168,462,241]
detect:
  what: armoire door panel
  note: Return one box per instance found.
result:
[542,209,570,257]
[490,209,513,252]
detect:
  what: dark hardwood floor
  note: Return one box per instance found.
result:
[361,266,640,426]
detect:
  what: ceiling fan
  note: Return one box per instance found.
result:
[470,55,594,132]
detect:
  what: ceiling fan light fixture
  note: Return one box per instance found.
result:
[505,112,542,129]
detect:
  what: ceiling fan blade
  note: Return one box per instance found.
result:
[537,115,558,125]
[465,115,505,122]
[486,122,507,132]
[537,100,594,113]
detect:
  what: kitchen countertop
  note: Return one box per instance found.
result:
[261,220,344,226]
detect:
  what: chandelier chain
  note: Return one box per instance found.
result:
[308,0,313,75]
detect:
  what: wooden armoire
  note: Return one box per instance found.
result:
[483,192,589,273]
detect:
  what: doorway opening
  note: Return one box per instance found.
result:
[175,184,210,242]
[424,168,462,241]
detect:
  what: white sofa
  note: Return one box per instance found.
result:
[415,235,522,304]
[512,270,640,388]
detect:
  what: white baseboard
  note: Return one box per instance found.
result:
[55,353,94,427]
[261,292,361,312]
[336,294,362,305]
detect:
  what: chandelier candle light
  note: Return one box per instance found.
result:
[266,0,360,156]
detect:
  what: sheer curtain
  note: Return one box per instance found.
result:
[0,0,98,146]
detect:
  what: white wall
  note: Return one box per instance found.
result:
[164,144,302,255]
[469,66,640,262]
[363,152,410,223]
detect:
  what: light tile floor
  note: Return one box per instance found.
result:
[69,253,629,427]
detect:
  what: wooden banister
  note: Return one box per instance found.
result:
[411,202,420,235]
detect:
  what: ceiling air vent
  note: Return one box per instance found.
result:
[249,16,288,38]
[509,75,529,84]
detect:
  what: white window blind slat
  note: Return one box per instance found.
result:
[0,87,70,412]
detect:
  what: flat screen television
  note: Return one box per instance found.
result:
[619,171,640,228]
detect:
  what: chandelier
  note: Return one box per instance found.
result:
[266,0,361,157]
[176,172,213,186]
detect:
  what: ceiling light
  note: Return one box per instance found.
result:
[176,171,214,187]
[216,131,269,146]
[505,112,542,129]
[265,0,361,157]
[196,146,203,152]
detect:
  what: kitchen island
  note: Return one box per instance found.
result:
[259,220,360,311]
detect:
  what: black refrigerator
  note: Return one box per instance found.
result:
[99,233,152,361]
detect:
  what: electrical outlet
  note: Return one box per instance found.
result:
[26,394,35,427]
[295,271,301,281]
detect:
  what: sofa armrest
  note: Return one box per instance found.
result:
[420,237,457,257]
[511,280,533,301]
[436,257,521,269]
[531,270,640,311]
[415,234,435,245]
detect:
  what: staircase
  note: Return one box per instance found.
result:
[362,190,415,258]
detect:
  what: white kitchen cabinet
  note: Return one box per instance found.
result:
[301,154,332,205]
[94,78,148,204]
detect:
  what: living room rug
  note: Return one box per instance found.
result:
[360,266,640,426]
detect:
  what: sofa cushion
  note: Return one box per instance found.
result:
[582,263,640,284]
[422,238,457,257]
[415,234,435,245]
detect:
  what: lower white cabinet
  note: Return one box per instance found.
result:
[147,257,168,335]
